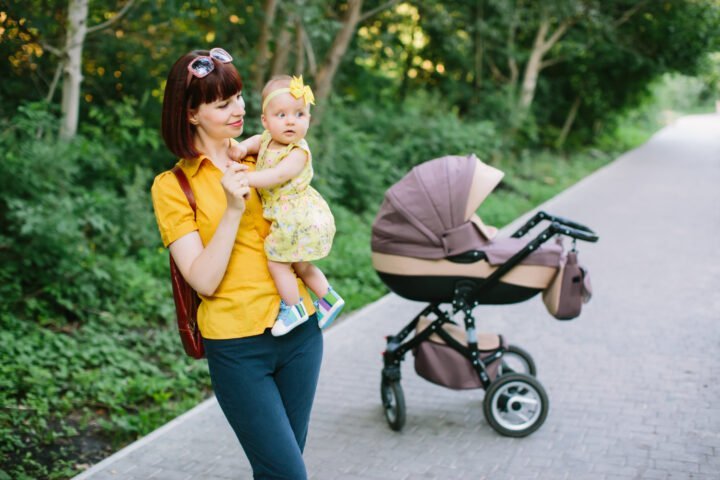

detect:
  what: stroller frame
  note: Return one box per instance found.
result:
[380,211,598,436]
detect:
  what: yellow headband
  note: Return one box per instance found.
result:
[262,75,315,112]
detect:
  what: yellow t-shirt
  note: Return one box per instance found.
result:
[151,154,315,339]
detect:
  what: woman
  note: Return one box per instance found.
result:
[151,48,323,480]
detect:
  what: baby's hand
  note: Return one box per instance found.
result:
[228,143,248,162]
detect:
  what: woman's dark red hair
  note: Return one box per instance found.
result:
[161,50,243,159]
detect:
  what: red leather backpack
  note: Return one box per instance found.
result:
[169,166,204,359]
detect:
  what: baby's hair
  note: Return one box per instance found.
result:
[261,75,293,103]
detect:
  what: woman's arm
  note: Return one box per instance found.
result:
[247,148,307,189]
[168,161,250,296]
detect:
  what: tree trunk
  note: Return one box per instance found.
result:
[60,0,88,140]
[302,23,318,76]
[555,95,581,149]
[506,5,519,89]
[270,22,293,79]
[519,16,573,111]
[313,0,363,113]
[472,0,484,94]
[519,19,549,110]
[309,0,401,123]
[252,0,279,95]
[294,17,305,76]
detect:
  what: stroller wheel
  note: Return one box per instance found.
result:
[498,345,537,377]
[380,378,406,431]
[483,373,548,437]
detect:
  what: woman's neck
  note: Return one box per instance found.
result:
[194,134,231,170]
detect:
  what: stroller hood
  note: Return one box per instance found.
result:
[371,154,504,259]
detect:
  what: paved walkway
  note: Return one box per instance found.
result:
[74,114,720,479]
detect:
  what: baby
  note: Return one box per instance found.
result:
[231,75,344,336]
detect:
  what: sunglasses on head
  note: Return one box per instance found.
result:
[186,47,233,83]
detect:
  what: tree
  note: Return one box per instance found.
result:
[59,0,88,139]
[242,0,401,122]
[367,0,719,144]
[1,0,136,139]
[518,3,581,111]
[251,0,279,94]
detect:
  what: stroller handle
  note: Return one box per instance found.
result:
[546,213,594,234]
[550,222,599,243]
[511,210,598,241]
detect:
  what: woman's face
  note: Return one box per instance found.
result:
[191,92,246,140]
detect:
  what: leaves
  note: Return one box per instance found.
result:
[0,1,718,477]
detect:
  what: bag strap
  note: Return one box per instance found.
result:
[171,166,197,219]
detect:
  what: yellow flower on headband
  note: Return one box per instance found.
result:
[261,75,316,112]
[289,75,315,106]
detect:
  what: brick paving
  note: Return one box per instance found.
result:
[74,114,720,479]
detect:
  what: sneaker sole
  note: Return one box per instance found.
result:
[271,316,309,337]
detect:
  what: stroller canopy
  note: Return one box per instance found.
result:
[372,154,503,260]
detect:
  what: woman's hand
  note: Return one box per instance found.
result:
[222,161,251,212]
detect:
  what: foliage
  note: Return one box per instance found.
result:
[1,1,719,478]
[696,52,720,101]
[0,102,165,324]
[0,102,210,479]
[0,311,211,480]
[536,0,720,146]
[594,72,717,153]
[309,92,502,213]
[349,0,720,144]
[3,1,719,147]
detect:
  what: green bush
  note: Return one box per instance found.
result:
[311,93,502,214]
[0,102,210,480]
[0,102,165,324]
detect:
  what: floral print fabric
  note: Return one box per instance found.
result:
[256,130,336,262]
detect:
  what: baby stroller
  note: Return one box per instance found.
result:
[371,154,598,437]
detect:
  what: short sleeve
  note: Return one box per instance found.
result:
[288,139,311,162]
[259,130,273,151]
[151,170,198,247]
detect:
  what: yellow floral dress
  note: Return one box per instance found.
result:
[256,130,336,262]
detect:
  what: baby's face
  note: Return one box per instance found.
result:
[262,93,311,146]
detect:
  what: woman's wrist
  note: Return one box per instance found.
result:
[225,204,245,218]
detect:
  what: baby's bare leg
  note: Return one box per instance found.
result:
[268,261,301,305]
[292,262,329,298]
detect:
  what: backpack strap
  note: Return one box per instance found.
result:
[171,166,197,219]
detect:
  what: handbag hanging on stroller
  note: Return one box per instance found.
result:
[371,154,598,437]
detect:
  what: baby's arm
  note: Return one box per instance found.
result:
[247,148,308,189]
[228,134,262,161]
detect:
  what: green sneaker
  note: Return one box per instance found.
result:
[316,286,345,329]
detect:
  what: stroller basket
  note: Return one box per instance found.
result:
[413,316,505,389]
[373,154,598,437]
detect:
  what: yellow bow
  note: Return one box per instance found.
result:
[289,75,315,106]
